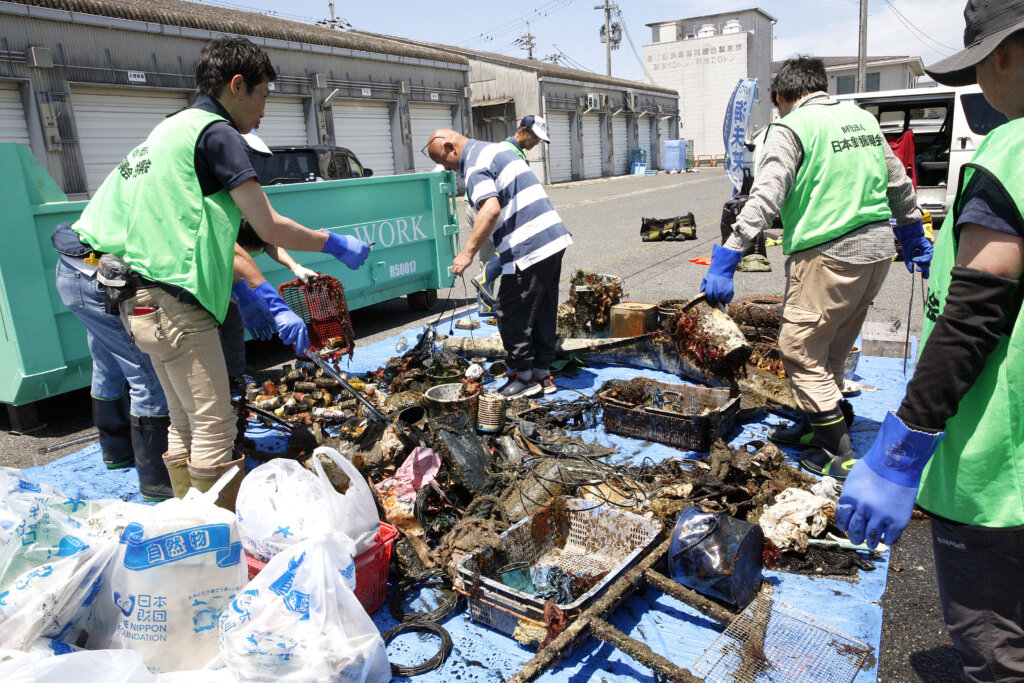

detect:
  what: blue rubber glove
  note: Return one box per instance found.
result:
[700,244,744,305]
[253,281,309,356]
[321,231,370,270]
[836,411,944,549]
[231,281,275,341]
[892,220,933,278]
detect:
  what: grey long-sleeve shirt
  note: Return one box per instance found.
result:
[725,91,922,264]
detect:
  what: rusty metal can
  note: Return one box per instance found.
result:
[293,381,317,393]
[253,396,283,410]
[261,380,279,396]
[312,407,346,420]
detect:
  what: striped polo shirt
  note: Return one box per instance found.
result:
[460,139,572,274]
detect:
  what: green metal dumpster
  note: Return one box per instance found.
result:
[0,142,458,425]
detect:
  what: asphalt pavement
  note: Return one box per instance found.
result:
[0,168,959,681]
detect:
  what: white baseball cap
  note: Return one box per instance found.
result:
[520,115,550,143]
[241,131,272,156]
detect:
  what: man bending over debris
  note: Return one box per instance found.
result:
[428,129,572,398]
[701,56,928,479]
[69,36,370,510]
[839,3,1024,679]
[471,115,553,315]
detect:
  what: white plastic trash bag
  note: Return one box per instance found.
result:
[219,531,390,682]
[0,488,127,651]
[236,447,379,562]
[0,647,155,683]
[104,484,247,673]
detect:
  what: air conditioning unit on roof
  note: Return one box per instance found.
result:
[586,92,603,110]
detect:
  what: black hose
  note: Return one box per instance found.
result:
[388,568,461,624]
[383,621,453,677]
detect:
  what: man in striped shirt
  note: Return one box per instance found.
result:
[427,129,573,398]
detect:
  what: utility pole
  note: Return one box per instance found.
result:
[857,0,868,91]
[545,45,566,66]
[595,1,619,76]
[516,21,537,60]
[317,1,350,30]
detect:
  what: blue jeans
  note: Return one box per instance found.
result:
[55,257,168,416]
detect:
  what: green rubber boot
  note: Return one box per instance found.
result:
[162,452,192,499]
[770,400,854,447]
[799,405,858,480]
[188,456,245,512]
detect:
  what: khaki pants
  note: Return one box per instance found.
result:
[121,287,236,467]
[779,250,889,413]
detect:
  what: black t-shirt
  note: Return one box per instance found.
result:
[956,173,1024,238]
[190,94,258,196]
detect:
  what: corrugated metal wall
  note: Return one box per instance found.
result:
[0,10,470,195]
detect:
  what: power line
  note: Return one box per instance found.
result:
[459,0,575,49]
[195,0,322,25]
[882,0,958,55]
[616,8,657,84]
[551,44,596,73]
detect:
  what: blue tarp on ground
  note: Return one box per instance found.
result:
[23,311,911,682]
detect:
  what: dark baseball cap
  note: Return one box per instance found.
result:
[925,0,1024,86]
[519,115,550,143]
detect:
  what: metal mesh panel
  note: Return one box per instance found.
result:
[693,595,869,683]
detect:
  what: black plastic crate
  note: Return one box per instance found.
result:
[597,378,740,451]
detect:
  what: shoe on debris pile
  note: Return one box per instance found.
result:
[498,372,541,399]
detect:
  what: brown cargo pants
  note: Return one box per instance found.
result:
[778,249,890,414]
[120,287,236,468]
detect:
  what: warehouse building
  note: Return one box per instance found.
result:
[448,46,680,184]
[643,8,775,158]
[351,32,681,184]
[0,0,471,198]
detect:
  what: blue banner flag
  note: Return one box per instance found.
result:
[723,78,758,193]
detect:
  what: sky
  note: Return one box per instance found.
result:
[197,0,968,84]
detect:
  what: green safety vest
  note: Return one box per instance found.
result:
[776,102,892,254]
[73,108,242,323]
[503,138,527,161]
[916,118,1024,527]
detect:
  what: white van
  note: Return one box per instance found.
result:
[835,85,1008,220]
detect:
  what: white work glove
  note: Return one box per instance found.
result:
[290,264,318,284]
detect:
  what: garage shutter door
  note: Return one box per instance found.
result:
[72,86,189,194]
[657,118,673,170]
[637,117,652,164]
[0,82,29,146]
[258,97,307,146]
[333,100,395,176]
[611,115,628,176]
[581,114,602,179]
[410,103,455,172]
[546,111,572,183]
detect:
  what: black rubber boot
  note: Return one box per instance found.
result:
[799,405,858,480]
[93,392,133,469]
[770,400,854,447]
[130,414,173,502]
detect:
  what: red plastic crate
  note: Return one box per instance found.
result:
[278,276,355,354]
[245,521,398,615]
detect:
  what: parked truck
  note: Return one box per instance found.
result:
[0,143,458,429]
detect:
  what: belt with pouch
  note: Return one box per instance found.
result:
[128,273,204,311]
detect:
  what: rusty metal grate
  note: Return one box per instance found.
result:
[279,275,355,355]
[693,595,869,683]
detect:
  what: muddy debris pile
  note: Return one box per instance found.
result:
[237,312,870,646]
[556,270,624,337]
